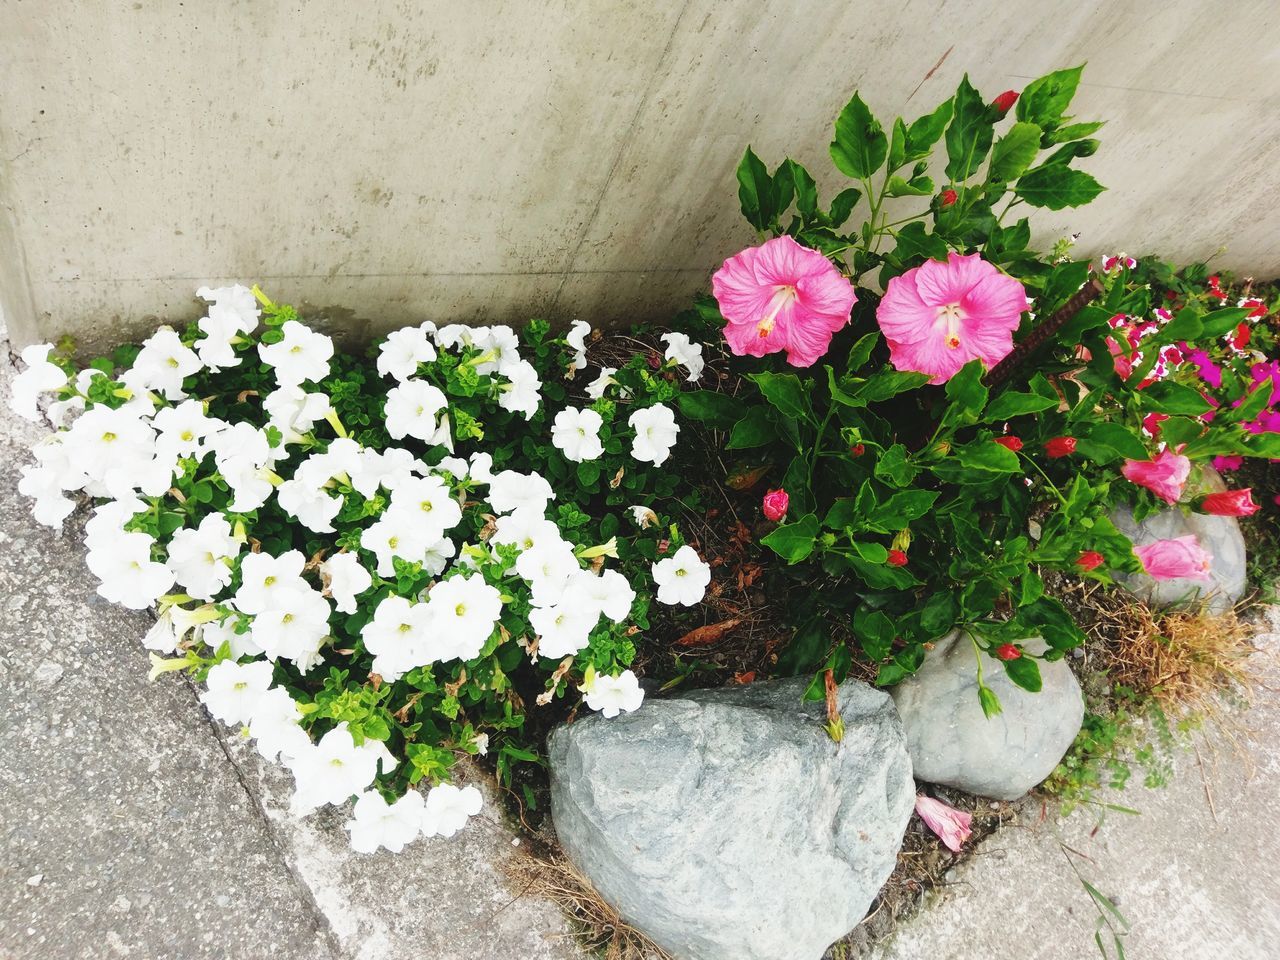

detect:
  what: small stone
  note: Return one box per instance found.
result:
[891,630,1084,801]
[33,660,63,688]
[26,874,42,887]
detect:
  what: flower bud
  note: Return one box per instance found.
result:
[940,188,958,207]
[993,436,1023,452]
[1075,551,1105,571]
[1045,436,1076,458]
[996,643,1022,661]
[850,443,866,457]
[762,488,790,521]
[1199,488,1260,517]
[991,90,1019,115]
[886,549,908,567]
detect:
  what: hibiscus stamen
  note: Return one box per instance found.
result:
[937,303,964,349]
[758,285,797,338]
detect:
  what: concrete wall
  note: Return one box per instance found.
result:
[2,0,1278,352]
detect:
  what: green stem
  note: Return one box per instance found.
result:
[1019,451,1068,506]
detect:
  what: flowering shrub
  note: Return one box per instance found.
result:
[680,66,1278,708]
[11,286,712,852]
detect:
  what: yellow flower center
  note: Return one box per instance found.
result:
[758,285,797,338]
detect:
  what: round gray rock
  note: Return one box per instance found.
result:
[548,677,914,960]
[890,630,1084,801]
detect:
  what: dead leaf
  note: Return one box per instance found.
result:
[675,617,742,647]
[726,464,771,491]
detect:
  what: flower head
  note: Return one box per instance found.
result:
[940,189,958,207]
[347,790,425,854]
[628,404,679,466]
[201,659,275,727]
[1134,536,1213,582]
[651,545,711,606]
[384,380,450,444]
[712,235,856,367]
[421,783,483,838]
[1076,551,1105,572]
[258,320,334,387]
[1199,488,1260,517]
[995,643,1021,661]
[762,488,789,521]
[551,407,604,463]
[886,549,908,567]
[993,436,1023,452]
[10,344,68,421]
[1121,449,1191,504]
[1045,436,1076,458]
[876,252,1028,384]
[583,669,645,718]
[660,332,705,382]
[914,795,972,853]
[990,90,1019,115]
[377,325,437,381]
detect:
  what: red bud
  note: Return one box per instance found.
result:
[991,90,1019,115]
[996,643,1022,661]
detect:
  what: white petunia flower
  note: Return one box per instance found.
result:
[498,359,541,420]
[197,283,261,330]
[476,325,521,376]
[486,470,553,515]
[166,513,241,600]
[211,423,277,512]
[153,399,224,458]
[360,514,432,578]
[387,475,462,542]
[421,783,483,838]
[564,320,591,373]
[347,790,425,854]
[263,386,331,445]
[491,509,562,556]
[628,404,679,466]
[467,451,494,485]
[350,447,420,498]
[10,344,68,421]
[384,379,450,444]
[661,332,705,382]
[248,686,310,762]
[124,326,202,400]
[361,595,435,681]
[424,575,502,662]
[421,537,457,577]
[286,722,395,815]
[64,405,157,487]
[322,552,373,614]
[377,325,438,382]
[201,659,275,726]
[84,496,146,552]
[258,320,334,387]
[17,465,76,530]
[249,583,332,666]
[515,541,580,608]
[87,530,175,610]
[574,568,635,622]
[529,602,598,659]
[585,366,617,400]
[234,550,307,614]
[551,407,604,463]
[628,504,659,529]
[583,669,645,718]
[200,616,264,659]
[276,476,342,534]
[651,544,710,606]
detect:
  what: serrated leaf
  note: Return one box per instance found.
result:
[989,121,1042,181]
[1015,165,1105,210]
[945,75,994,181]
[830,93,887,179]
[1015,64,1084,131]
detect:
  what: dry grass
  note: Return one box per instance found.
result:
[507,851,674,960]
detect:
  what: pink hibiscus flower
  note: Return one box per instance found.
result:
[1134,536,1213,582]
[711,235,856,368]
[1121,449,1191,504]
[876,252,1029,384]
[914,795,972,853]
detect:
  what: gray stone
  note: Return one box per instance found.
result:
[549,677,915,960]
[890,631,1084,801]
[1112,483,1247,614]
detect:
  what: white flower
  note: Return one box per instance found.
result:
[586,367,617,400]
[87,531,175,610]
[102,445,179,502]
[574,568,635,622]
[661,332,705,382]
[628,504,659,529]
[387,475,462,542]
[529,603,598,659]
[377,325,438,381]
[197,283,261,329]
[249,584,332,666]
[201,659,275,726]
[583,670,645,718]
[347,790,425,854]
[124,327,202,400]
[564,320,591,373]
[476,325,521,376]
[651,544,710,606]
[421,537,457,576]
[487,470,553,515]
[195,284,260,369]
[167,513,241,600]
[17,465,76,530]
[153,400,224,458]
[234,550,307,614]
[248,686,310,762]
[467,451,494,484]
[360,514,432,578]
[64,405,157,486]
[10,344,67,421]
[84,496,145,552]
[491,509,562,556]
[286,722,395,815]
[628,404,679,466]
[276,476,342,533]
[424,575,501,662]
[211,423,276,512]
[434,324,486,351]
[200,616,264,659]
[361,595,434,681]
[258,319,334,387]
[384,380,450,444]
[322,552,372,614]
[551,407,604,462]
[350,447,420,498]
[263,386,331,445]
[421,783,482,838]
[498,359,541,420]
[515,541,580,607]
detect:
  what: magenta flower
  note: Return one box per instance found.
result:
[761,488,789,521]
[1135,536,1213,582]
[914,795,972,853]
[1212,455,1244,472]
[876,252,1028,384]
[712,236,856,367]
[1121,449,1191,504]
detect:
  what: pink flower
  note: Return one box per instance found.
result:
[1212,455,1244,472]
[1121,449,1191,504]
[712,236,856,367]
[877,252,1028,384]
[761,488,789,521]
[914,795,972,853]
[1135,536,1213,582]
[1200,489,1260,517]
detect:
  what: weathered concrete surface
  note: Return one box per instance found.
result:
[0,327,583,960]
[2,1,1280,351]
[874,607,1280,960]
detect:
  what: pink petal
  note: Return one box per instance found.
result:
[915,794,973,853]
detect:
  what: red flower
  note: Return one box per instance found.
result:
[940,188,958,207]
[1142,411,1168,437]
[996,643,1021,661]
[1200,488,1260,517]
[886,549,908,567]
[850,443,866,457]
[1045,436,1076,458]
[1242,298,1267,319]
[1230,322,1251,350]
[993,436,1023,452]
[991,90,1019,115]
[1076,551,1105,571]
[762,488,790,521]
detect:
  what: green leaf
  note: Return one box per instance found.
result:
[892,221,949,263]
[989,121,1042,181]
[944,360,988,421]
[875,443,919,487]
[736,146,773,231]
[853,608,895,661]
[859,368,934,404]
[885,174,935,197]
[845,333,880,375]
[954,440,1021,473]
[874,489,940,528]
[787,159,819,223]
[576,461,601,487]
[1015,64,1084,131]
[828,187,862,227]
[830,93,888,179]
[1003,656,1043,692]
[1015,165,1105,210]
[761,513,820,564]
[1084,422,1149,460]
[905,98,954,161]
[945,75,995,181]
[726,406,778,449]
[984,390,1058,421]
[748,372,813,424]
[1199,307,1251,338]
[1142,380,1213,416]
[888,117,907,171]
[677,390,740,427]
[920,592,958,635]
[1044,120,1104,144]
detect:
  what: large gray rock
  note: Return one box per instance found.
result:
[890,631,1083,801]
[548,677,914,960]
[1112,484,1247,615]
